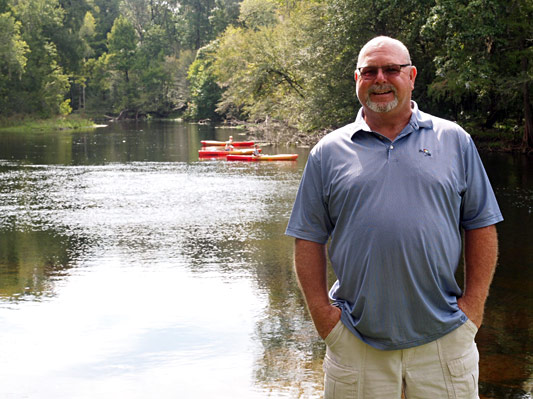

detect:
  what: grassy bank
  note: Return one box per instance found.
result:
[0,114,99,132]
[461,121,527,153]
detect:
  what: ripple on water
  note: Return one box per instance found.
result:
[0,161,300,270]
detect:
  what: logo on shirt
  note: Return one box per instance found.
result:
[419,148,431,156]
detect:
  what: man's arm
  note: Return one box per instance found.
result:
[458,224,499,328]
[294,238,341,339]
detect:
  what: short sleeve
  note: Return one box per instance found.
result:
[285,150,333,244]
[460,138,504,230]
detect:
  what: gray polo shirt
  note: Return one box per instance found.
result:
[286,102,503,350]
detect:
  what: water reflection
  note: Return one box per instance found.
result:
[477,153,533,399]
[0,122,530,398]
[0,120,217,164]
[251,229,326,397]
[0,230,74,301]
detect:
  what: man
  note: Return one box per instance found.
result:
[285,36,503,398]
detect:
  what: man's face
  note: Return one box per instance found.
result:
[355,42,416,116]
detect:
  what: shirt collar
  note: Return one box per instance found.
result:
[350,101,433,140]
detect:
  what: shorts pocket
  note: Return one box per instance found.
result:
[324,319,343,347]
[447,347,479,398]
[464,319,478,336]
[323,355,358,399]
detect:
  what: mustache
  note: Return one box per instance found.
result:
[368,84,397,95]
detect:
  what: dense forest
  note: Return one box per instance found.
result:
[0,0,532,149]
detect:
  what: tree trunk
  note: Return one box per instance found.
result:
[117,109,130,120]
[483,92,499,129]
[522,56,533,151]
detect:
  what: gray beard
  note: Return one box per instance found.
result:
[365,96,399,113]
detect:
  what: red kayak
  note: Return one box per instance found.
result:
[201,140,255,147]
[226,154,298,162]
[199,148,261,157]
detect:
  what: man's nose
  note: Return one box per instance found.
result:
[375,67,387,82]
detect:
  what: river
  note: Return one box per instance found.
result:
[0,120,530,398]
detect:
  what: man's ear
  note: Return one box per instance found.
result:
[410,66,417,88]
[354,70,359,82]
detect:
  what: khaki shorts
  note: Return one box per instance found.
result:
[323,320,479,399]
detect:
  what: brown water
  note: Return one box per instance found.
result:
[0,120,530,398]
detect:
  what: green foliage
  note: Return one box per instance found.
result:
[0,12,29,114]
[294,0,436,129]
[38,50,71,116]
[0,0,530,149]
[119,0,152,38]
[209,0,241,38]
[79,11,97,58]
[180,0,219,50]
[186,42,223,120]
[84,53,112,109]
[213,18,307,124]
[53,0,94,74]
[4,0,71,117]
[59,99,72,116]
[0,12,28,76]
[105,15,138,112]
[0,0,9,12]
[239,0,278,30]
[0,113,95,130]
[422,0,532,134]
[107,15,137,77]
[212,0,436,131]
[208,0,530,147]
[159,50,196,115]
[91,0,233,117]
[89,0,121,57]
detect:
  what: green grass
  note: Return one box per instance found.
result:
[0,114,97,132]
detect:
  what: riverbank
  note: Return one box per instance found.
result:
[1,113,528,154]
[0,114,101,132]
[244,119,530,154]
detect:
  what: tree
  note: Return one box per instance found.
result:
[239,0,278,30]
[0,12,29,114]
[9,0,71,116]
[55,0,93,74]
[106,15,139,114]
[213,0,434,131]
[89,0,121,57]
[0,0,9,13]
[422,0,533,150]
[163,49,196,114]
[0,0,256,120]
[134,25,173,115]
[84,52,112,111]
[213,10,313,125]
[180,0,218,50]
[0,12,28,78]
[187,41,223,120]
[209,0,241,38]
[107,15,137,83]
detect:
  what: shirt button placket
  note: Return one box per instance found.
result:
[387,144,394,160]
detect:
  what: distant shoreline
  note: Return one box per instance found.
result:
[1,115,528,154]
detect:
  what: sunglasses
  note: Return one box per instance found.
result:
[357,64,411,80]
